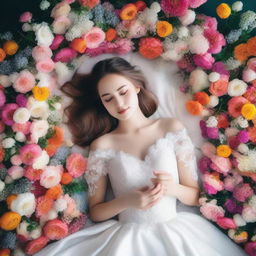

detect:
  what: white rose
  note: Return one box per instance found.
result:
[53,102,62,110]
[35,22,54,47]
[2,137,15,148]
[228,79,248,97]
[189,69,209,92]
[30,227,42,239]
[36,72,51,88]
[207,95,219,108]
[237,143,249,154]
[54,61,73,85]
[232,1,243,12]
[30,120,49,143]
[228,229,235,239]
[27,96,49,119]
[15,132,26,142]
[189,33,209,54]
[177,26,189,38]
[11,193,36,216]
[22,23,33,32]
[150,2,161,13]
[0,75,12,87]
[33,150,50,169]
[179,10,196,26]
[208,72,220,82]
[17,221,30,238]
[0,180,5,192]
[249,195,256,210]
[233,214,246,226]
[13,107,30,124]
[54,198,68,212]
[40,165,62,188]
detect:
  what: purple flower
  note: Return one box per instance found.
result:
[199,120,208,138]
[16,94,28,107]
[237,130,249,143]
[0,90,6,107]
[212,61,230,76]
[206,127,219,139]
[198,156,211,174]
[224,199,243,214]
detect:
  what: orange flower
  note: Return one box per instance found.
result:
[216,145,232,158]
[216,3,231,19]
[32,86,50,101]
[0,48,6,62]
[36,196,54,217]
[209,79,228,96]
[234,43,249,62]
[0,147,4,162]
[46,184,63,200]
[156,21,173,38]
[247,37,256,56]
[3,40,19,55]
[45,126,64,157]
[120,3,137,20]
[106,28,117,42]
[233,231,248,243]
[61,172,73,185]
[0,211,21,230]
[70,38,87,54]
[193,91,210,105]
[139,37,163,59]
[6,194,17,209]
[247,126,256,143]
[185,100,203,115]
[0,249,10,256]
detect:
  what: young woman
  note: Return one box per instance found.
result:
[35,57,247,256]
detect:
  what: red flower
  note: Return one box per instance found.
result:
[139,37,163,59]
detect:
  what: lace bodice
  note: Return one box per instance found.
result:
[84,127,199,224]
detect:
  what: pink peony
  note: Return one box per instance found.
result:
[83,27,105,49]
[50,35,65,50]
[66,153,87,178]
[228,96,248,118]
[53,48,77,62]
[203,172,224,194]
[0,89,6,107]
[198,156,211,174]
[16,94,28,107]
[216,217,237,229]
[78,0,100,8]
[19,144,42,165]
[13,70,35,93]
[197,14,217,30]
[193,53,215,69]
[24,166,43,181]
[210,155,231,175]
[237,130,249,143]
[204,29,226,54]
[206,127,219,139]
[189,0,207,8]
[212,62,230,76]
[40,165,63,188]
[12,121,31,135]
[113,38,134,55]
[245,242,256,256]
[19,12,32,23]
[200,201,225,221]
[32,46,53,62]
[224,173,243,192]
[1,103,19,126]
[36,58,55,73]
[160,0,189,17]
[63,194,80,222]
[233,183,254,202]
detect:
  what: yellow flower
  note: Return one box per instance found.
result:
[156,21,173,38]
[216,3,231,19]
[32,86,50,101]
[241,103,256,120]
[3,40,19,55]
[216,145,232,158]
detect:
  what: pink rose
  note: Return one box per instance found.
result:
[200,201,225,221]
[0,89,6,107]
[51,1,71,19]
[204,29,226,54]
[216,217,237,229]
[233,183,254,202]
[193,53,215,70]
[2,103,19,126]
[247,57,256,72]
[210,155,231,175]
[36,58,55,73]
[66,153,87,178]
[202,172,224,194]
[12,121,31,135]
[189,0,207,8]
[10,155,22,166]
[40,165,63,188]
[83,27,105,49]
[52,16,71,34]
[32,46,53,62]
[53,48,77,63]
[13,70,35,93]
[8,166,24,180]
[243,68,256,83]
[224,173,243,192]
[50,35,65,50]
[19,12,32,23]
[19,144,42,165]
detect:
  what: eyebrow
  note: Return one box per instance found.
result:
[101,85,127,97]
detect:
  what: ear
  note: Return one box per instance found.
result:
[136,87,141,94]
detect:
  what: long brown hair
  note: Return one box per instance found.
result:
[61,56,159,147]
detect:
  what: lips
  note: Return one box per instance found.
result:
[118,107,129,114]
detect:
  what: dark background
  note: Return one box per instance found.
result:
[0,0,255,33]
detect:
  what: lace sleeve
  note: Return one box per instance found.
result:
[173,128,199,181]
[84,149,112,196]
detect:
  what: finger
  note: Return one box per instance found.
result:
[147,183,162,196]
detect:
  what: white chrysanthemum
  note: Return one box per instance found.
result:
[208,72,220,82]
[0,75,12,87]
[207,95,219,108]
[2,137,15,148]
[189,33,209,54]
[232,1,243,12]
[22,23,33,32]
[0,180,5,192]
[249,195,256,210]
[150,2,161,12]
[54,198,68,212]
[35,22,54,47]
[206,116,218,127]
[237,143,249,154]
[27,96,49,119]
[179,9,195,26]
[228,79,248,96]
[5,175,14,184]
[15,132,26,142]
[30,226,42,239]
[36,72,52,88]
[17,221,30,238]
[11,193,36,216]
[177,26,189,39]
[33,150,50,169]
[55,62,74,85]
[162,38,188,61]
[225,127,239,137]
[40,165,63,188]
[233,214,246,226]
[237,150,256,173]
[225,57,242,70]
[30,120,49,142]
[13,107,30,124]
[162,49,182,61]
[242,205,256,223]
[231,116,249,128]
[189,69,209,93]
[40,0,50,10]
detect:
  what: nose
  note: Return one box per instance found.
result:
[114,95,124,108]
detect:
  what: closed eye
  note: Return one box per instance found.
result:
[105,90,128,102]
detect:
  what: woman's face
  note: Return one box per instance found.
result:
[98,73,140,120]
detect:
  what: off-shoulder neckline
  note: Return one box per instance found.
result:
[89,127,186,164]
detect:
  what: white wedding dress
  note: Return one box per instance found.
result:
[35,127,247,256]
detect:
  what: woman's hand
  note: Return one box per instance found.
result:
[120,183,164,210]
[151,171,177,197]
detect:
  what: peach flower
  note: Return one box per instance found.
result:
[13,70,35,93]
[227,96,248,118]
[32,46,53,62]
[36,58,55,73]
[83,27,105,49]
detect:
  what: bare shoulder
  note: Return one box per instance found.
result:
[159,117,185,133]
[89,133,113,151]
